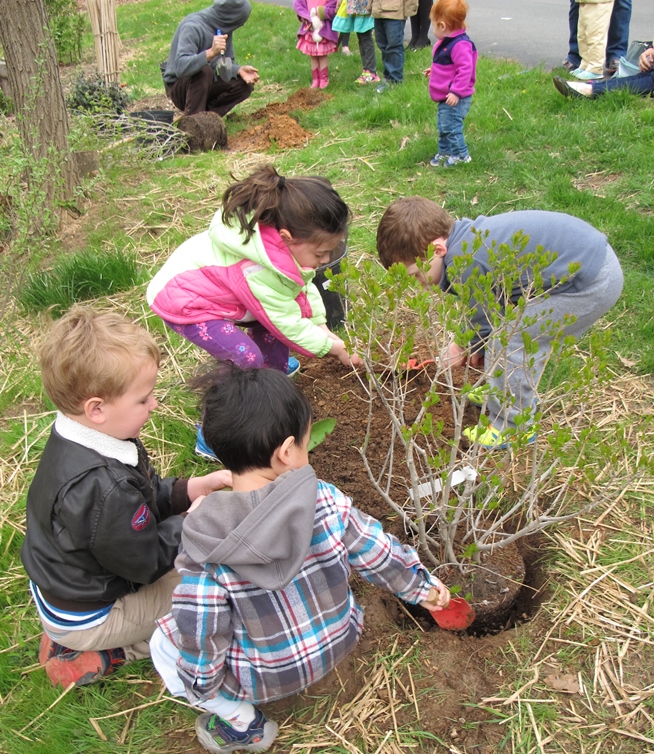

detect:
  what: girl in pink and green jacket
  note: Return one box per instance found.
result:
[147,165,361,375]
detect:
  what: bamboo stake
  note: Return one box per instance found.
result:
[87,0,121,82]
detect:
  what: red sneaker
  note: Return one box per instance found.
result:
[38,633,77,665]
[44,646,126,687]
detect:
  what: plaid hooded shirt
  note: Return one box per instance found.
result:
[157,465,436,705]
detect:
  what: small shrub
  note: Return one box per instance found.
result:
[45,0,86,64]
[338,236,638,569]
[67,74,130,115]
[17,248,144,316]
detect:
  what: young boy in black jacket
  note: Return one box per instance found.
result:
[21,306,232,687]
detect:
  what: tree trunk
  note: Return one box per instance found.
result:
[0,0,80,221]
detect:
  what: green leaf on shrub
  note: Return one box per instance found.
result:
[463,543,479,560]
[308,418,336,451]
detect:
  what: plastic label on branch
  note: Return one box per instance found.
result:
[411,465,478,502]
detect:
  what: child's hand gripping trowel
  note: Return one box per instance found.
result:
[429,597,476,631]
[421,583,476,631]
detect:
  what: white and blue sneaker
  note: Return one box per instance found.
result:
[286,357,300,378]
[195,424,219,461]
[430,153,447,167]
[195,709,279,753]
[443,155,472,167]
[572,68,603,81]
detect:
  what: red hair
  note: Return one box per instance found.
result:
[430,0,468,30]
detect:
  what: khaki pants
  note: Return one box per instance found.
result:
[44,570,181,662]
[578,2,614,73]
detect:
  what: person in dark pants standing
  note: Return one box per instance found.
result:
[408,0,433,50]
[162,0,259,117]
[371,0,418,91]
[563,0,631,77]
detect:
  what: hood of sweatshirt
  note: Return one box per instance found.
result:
[181,465,318,591]
[197,0,251,33]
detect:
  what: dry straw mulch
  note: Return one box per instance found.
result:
[481,373,654,753]
[2,296,653,752]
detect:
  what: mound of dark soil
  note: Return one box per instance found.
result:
[228,113,312,152]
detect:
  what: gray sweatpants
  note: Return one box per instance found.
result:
[357,30,377,74]
[485,244,623,431]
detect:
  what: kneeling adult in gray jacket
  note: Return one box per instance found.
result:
[163,0,259,117]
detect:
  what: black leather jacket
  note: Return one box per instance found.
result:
[21,428,189,611]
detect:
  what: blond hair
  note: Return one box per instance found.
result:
[376,197,455,269]
[40,306,160,414]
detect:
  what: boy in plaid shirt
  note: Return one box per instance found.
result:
[151,365,450,753]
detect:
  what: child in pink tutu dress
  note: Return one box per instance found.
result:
[294,0,339,88]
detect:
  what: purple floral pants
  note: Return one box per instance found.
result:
[164,319,289,372]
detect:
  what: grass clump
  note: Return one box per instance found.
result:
[17,248,145,316]
[0,90,14,116]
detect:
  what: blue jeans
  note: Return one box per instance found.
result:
[567,0,632,66]
[437,96,471,158]
[591,68,654,96]
[374,18,405,83]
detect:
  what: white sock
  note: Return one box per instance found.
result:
[225,701,257,731]
[569,81,592,96]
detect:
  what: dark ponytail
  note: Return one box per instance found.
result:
[221,164,350,243]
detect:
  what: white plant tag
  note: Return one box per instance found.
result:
[412,465,477,501]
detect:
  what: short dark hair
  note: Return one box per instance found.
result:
[377,197,455,269]
[194,364,313,474]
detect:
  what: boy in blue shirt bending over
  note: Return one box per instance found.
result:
[376,197,624,449]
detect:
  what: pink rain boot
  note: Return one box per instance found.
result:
[310,68,320,88]
[318,67,329,89]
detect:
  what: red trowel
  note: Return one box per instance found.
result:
[429,597,476,631]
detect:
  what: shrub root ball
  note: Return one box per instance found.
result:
[177,112,227,152]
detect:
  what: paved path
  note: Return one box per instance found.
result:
[468,0,652,72]
[261,0,653,70]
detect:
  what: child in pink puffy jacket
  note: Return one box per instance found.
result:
[294,0,339,88]
[147,164,361,459]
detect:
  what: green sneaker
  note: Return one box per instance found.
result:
[463,425,536,449]
[465,385,489,407]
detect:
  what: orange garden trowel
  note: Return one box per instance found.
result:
[401,358,437,372]
[429,597,476,631]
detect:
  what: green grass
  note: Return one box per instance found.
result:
[17,247,145,316]
[0,0,653,752]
